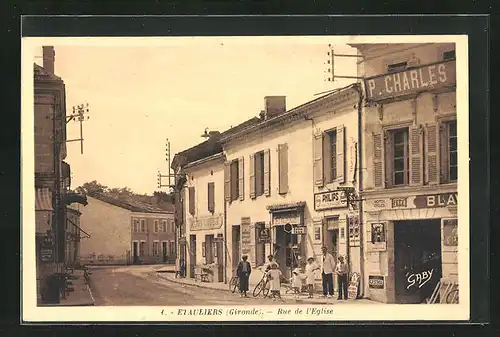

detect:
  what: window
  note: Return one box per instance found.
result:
[391,128,409,186]
[169,240,175,256]
[139,241,145,256]
[208,182,215,213]
[278,143,289,194]
[140,219,146,232]
[443,50,456,61]
[255,151,265,197]
[440,120,457,183]
[132,219,139,233]
[189,186,195,215]
[230,160,239,201]
[153,241,160,256]
[161,220,167,232]
[154,220,159,232]
[326,130,337,182]
[387,61,408,73]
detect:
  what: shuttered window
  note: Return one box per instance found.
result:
[336,125,345,183]
[230,160,239,201]
[249,154,256,199]
[251,149,271,198]
[426,124,439,184]
[278,143,289,194]
[224,162,231,202]
[238,157,244,200]
[189,186,195,215]
[323,126,346,183]
[140,219,146,232]
[208,182,215,213]
[154,220,159,233]
[313,130,324,187]
[390,128,409,186]
[264,149,271,196]
[255,151,264,197]
[373,133,383,188]
[409,125,423,185]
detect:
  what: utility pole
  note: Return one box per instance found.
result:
[66,103,90,154]
[157,138,177,190]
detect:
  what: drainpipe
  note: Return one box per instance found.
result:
[355,83,366,298]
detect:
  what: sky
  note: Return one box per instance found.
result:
[33,38,358,194]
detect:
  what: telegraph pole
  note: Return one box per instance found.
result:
[157,138,177,190]
[66,103,90,154]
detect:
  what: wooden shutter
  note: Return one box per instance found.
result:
[384,131,394,188]
[336,125,345,183]
[224,161,231,202]
[188,186,195,215]
[249,154,256,199]
[409,125,423,186]
[373,133,384,188]
[439,123,449,183]
[278,143,289,194]
[314,130,324,187]
[426,124,439,184]
[238,157,244,201]
[264,149,271,196]
[208,182,215,213]
[154,221,159,232]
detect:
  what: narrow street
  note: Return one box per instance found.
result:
[88,265,284,306]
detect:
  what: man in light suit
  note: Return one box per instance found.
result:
[321,246,336,298]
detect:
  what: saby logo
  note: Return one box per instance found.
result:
[406,269,434,290]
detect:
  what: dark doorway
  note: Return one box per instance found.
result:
[232,226,240,273]
[133,241,139,264]
[326,229,339,262]
[394,219,442,304]
[255,222,266,267]
[216,234,224,282]
[189,235,197,278]
[162,241,167,263]
[273,225,299,278]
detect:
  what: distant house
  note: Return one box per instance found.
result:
[78,193,175,265]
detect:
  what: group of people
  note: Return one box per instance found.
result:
[236,246,350,300]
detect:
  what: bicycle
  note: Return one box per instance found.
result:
[229,273,240,293]
[252,267,271,298]
[445,288,459,304]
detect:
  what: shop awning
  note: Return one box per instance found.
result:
[35,188,53,211]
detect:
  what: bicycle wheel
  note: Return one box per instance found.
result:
[253,280,264,297]
[445,289,459,304]
[229,277,238,293]
[262,281,270,298]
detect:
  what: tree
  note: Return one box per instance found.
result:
[77,180,108,195]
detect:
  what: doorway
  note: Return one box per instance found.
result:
[394,219,442,304]
[189,235,197,278]
[231,226,240,273]
[216,234,224,282]
[133,241,138,264]
[325,229,339,262]
[162,241,167,263]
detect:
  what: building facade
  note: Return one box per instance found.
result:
[183,153,226,282]
[34,46,88,304]
[352,43,458,303]
[220,91,360,284]
[79,194,175,265]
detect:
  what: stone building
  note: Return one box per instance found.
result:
[351,43,458,303]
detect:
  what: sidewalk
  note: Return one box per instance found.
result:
[156,271,375,305]
[53,269,95,306]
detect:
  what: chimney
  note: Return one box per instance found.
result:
[42,46,55,75]
[264,96,286,119]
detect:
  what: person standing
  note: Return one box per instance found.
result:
[320,246,336,298]
[237,255,251,298]
[335,255,349,300]
[268,263,282,300]
[305,257,320,298]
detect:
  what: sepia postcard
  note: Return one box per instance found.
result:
[21,34,470,322]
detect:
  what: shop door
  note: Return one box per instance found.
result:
[189,235,196,278]
[273,225,286,272]
[394,220,442,304]
[326,229,339,262]
[133,242,139,264]
[231,226,240,273]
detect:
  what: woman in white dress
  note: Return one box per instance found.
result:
[305,257,320,298]
[267,263,282,300]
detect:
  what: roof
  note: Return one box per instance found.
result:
[88,193,173,214]
[171,136,223,170]
[184,152,225,170]
[266,201,306,212]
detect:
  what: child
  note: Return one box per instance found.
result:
[290,268,303,298]
[267,262,282,300]
[305,257,320,298]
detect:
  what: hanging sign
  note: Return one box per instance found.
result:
[364,60,456,101]
[314,190,348,211]
[258,228,271,244]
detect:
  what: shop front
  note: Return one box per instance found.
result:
[267,202,306,278]
[187,213,225,282]
[363,189,458,304]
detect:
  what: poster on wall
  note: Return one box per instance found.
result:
[348,215,360,247]
[241,217,251,255]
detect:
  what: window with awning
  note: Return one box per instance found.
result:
[35,188,53,211]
